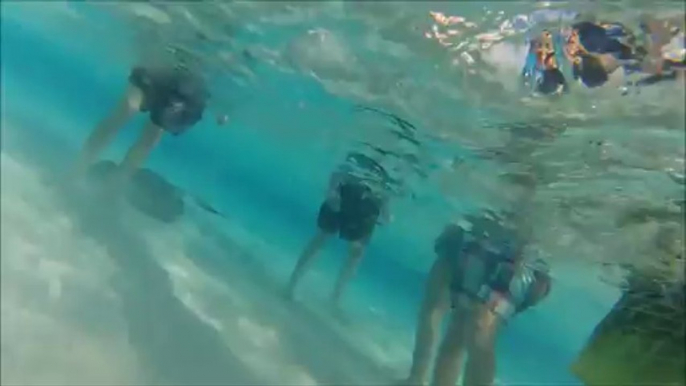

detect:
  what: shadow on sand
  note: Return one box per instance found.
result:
[54,188,258,386]
[184,225,398,385]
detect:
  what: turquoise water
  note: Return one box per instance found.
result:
[1,2,683,385]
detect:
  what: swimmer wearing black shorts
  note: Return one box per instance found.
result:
[286,154,393,310]
[316,180,383,242]
[71,65,227,191]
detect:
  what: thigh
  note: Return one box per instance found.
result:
[468,303,502,348]
[124,85,145,113]
[423,255,453,312]
[137,120,165,147]
[317,202,340,235]
[442,304,474,350]
[339,195,381,242]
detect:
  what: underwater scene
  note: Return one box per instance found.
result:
[1,1,684,385]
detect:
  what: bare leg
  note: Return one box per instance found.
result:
[71,86,143,180]
[104,119,164,197]
[119,120,164,179]
[287,231,331,299]
[331,240,367,307]
[403,255,453,385]
[432,302,472,386]
[463,305,501,386]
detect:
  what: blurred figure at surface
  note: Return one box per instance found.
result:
[286,151,394,310]
[434,8,684,102]
[562,16,685,90]
[558,13,684,90]
[514,10,685,94]
[521,21,635,94]
[399,209,552,386]
[571,222,685,386]
[70,65,228,191]
[635,13,686,74]
[521,29,571,96]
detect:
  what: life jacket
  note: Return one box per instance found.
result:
[450,235,551,318]
[515,264,552,312]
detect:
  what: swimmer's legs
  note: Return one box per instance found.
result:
[431,306,471,386]
[71,86,143,180]
[462,306,500,386]
[331,240,367,307]
[402,255,452,385]
[287,231,331,299]
[111,120,164,188]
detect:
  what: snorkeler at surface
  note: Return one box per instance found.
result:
[521,13,685,94]
[70,65,228,191]
[399,207,552,386]
[565,15,685,89]
[286,152,393,310]
[521,24,628,93]
[521,29,570,95]
[636,14,686,73]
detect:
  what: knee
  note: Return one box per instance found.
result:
[419,304,445,330]
[471,317,497,350]
[471,331,494,351]
[440,328,466,356]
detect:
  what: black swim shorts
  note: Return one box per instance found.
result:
[129,66,208,135]
[537,68,568,95]
[317,181,382,242]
